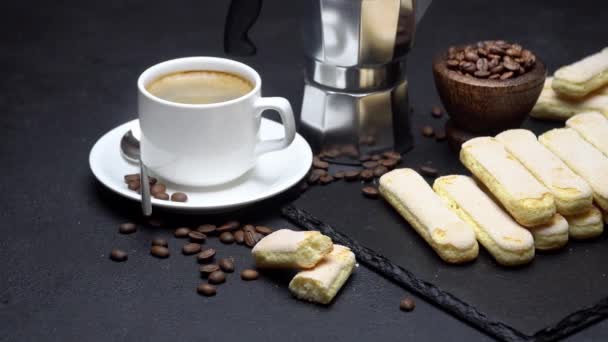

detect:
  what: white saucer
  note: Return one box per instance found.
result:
[89,118,312,212]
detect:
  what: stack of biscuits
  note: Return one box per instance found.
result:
[531,47,608,120]
[380,110,608,266]
[251,229,356,304]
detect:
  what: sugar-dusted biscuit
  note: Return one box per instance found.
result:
[565,206,604,240]
[530,77,608,120]
[527,214,569,251]
[496,129,593,215]
[379,169,478,264]
[553,47,608,98]
[539,128,608,212]
[288,245,356,304]
[566,111,608,157]
[252,229,333,269]
[433,175,534,266]
[460,137,555,227]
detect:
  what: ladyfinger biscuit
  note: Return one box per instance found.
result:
[496,129,593,215]
[566,112,608,157]
[539,128,608,212]
[433,175,534,266]
[530,77,608,120]
[460,137,555,227]
[252,229,333,269]
[288,245,355,305]
[379,169,478,264]
[527,214,569,251]
[553,47,608,98]
[565,206,604,240]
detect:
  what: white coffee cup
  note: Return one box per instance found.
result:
[137,57,296,187]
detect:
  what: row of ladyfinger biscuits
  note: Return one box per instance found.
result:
[251,229,356,305]
[531,47,608,120]
[379,112,608,266]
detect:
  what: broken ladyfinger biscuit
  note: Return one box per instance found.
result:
[460,137,556,227]
[496,129,593,215]
[433,175,534,266]
[527,214,569,251]
[539,128,608,212]
[552,47,608,98]
[252,229,333,269]
[565,206,604,240]
[566,111,608,157]
[288,245,356,305]
[379,169,478,264]
[530,77,608,120]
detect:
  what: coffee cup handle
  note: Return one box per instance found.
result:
[254,97,296,156]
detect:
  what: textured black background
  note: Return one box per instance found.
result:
[1,0,607,341]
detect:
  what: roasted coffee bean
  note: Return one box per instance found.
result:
[219,232,235,244]
[218,258,235,273]
[197,224,216,235]
[118,223,137,234]
[150,245,170,258]
[362,186,379,199]
[419,165,439,178]
[489,74,501,80]
[362,161,378,169]
[487,58,499,69]
[171,192,188,202]
[340,144,358,158]
[400,297,416,312]
[506,48,521,57]
[383,151,402,161]
[371,154,382,161]
[200,264,220,276]
[124,174,140,183]
[234,230,245,244]
[188,231,206,243]
[360,169,374,182]
[255,226,273,235]
[431,106,443,118]
[503,56,520,71]
[373,166,388,177]
[127,180,140,191]
[323,148,340,158]
[464,51,479,62]
[151,237,168,247]
[490,64,504,74]
[474,70,490,78]
[243,224,255,233]
[476,58,488,72]
[435,129,447,141]
[456,51,464,61]
[312,157,329,169]
[462,62,476,74]
[198,248,216,262]
[182,243,202,255]
[359,154,371,162]
[307,172,321,185]
[446,59,459,68]
[333,171,345,179]
[174,227,191,238]
[319,174,334,185]
[154,192,170,200]
[148,177,158,185]
[208,270,226,284]
[344,170,361,181]
[311,169,327,177]
[488,45,505,55]
[380,158,398,169]
[422,126,434,137]
[217,221,240,233]
[244,230,257,248]
[110,249,128,262]
[500,71,514,80]
[241,269,259,281]
[150,183,166,195]
[197,283,216,296]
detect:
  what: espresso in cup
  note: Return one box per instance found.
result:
[146,70,254,105]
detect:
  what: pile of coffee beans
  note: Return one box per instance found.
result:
[445,40,537,80]
[123,173,188,202]
[109,221,271,297]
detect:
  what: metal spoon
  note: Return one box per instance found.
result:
[120,128,152,216]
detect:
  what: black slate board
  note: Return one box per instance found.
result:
[289,114,608,338]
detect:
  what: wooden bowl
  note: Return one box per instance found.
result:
[432,50,546,133]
